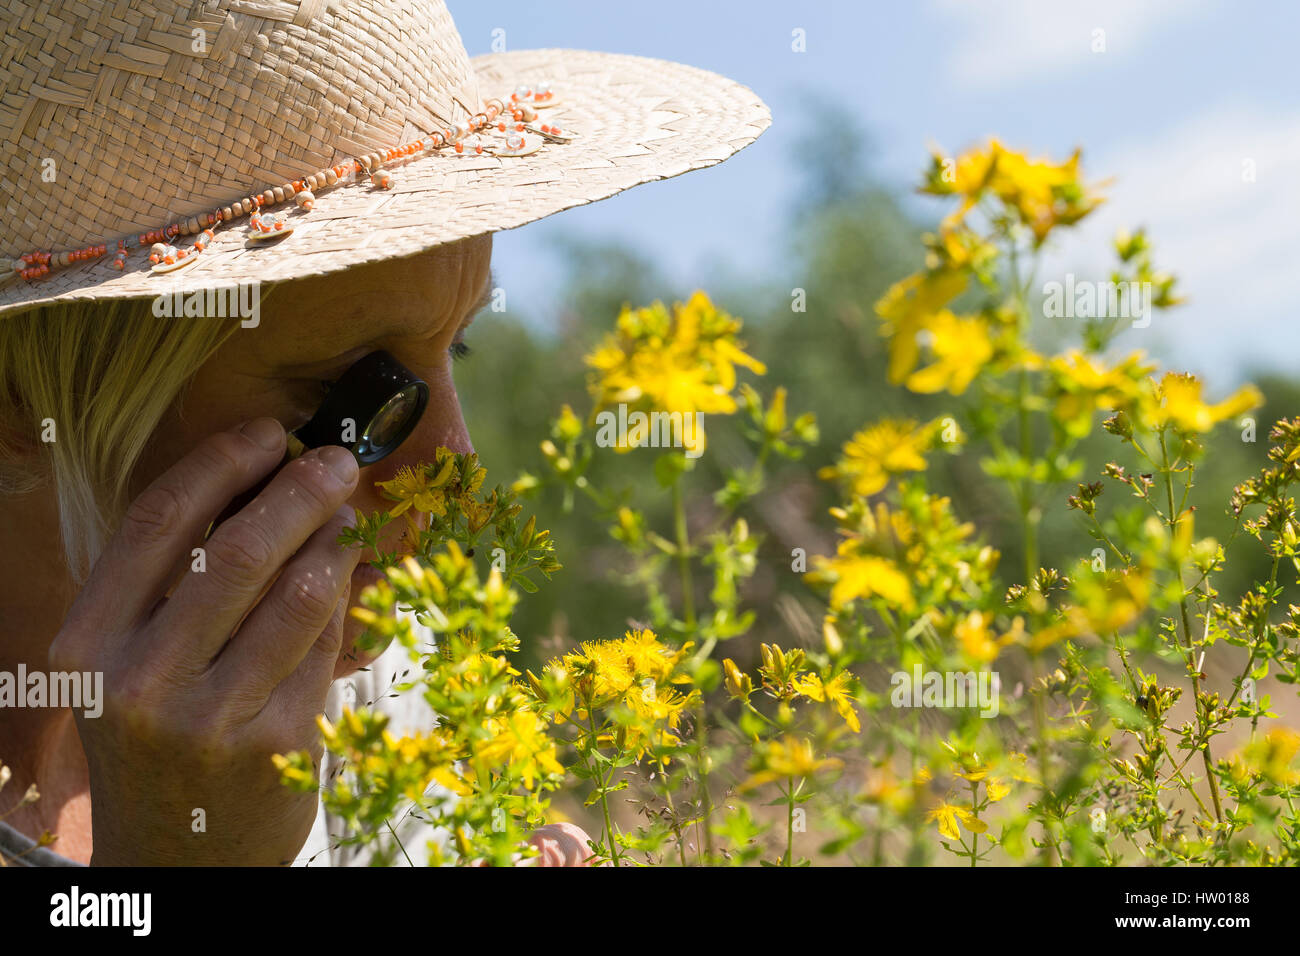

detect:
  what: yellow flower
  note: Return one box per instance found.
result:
[742,735,843,790]
[566,639,636,706]
[620,684,698,758]
[1153,372,1262,434]
[818,418,929,498]
[927,140,1105,242]
[923,227,997,274]
[474,709,564,790]
[621,628,691,686]
[945,748,1012,803]
[926,801,987,840]
[956,610,1005,664]
[382,730,470,798]
[989,144,1103,241]
[813,547,914,612]
[558,629,691,711]
[1228,728,1300,786]
[923,140,1105,243]
[1049,350,1153,438]
[792,671,861,732]
[723,658,753,700]
[378,460,452,518]
[585,292,765,432]
[985,779,1011,803]
[875,269,968,383]
[553,403,583,442]
[904,310,994,396]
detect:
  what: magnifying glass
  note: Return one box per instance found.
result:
[208,349,428,534]
[289,349,429,464]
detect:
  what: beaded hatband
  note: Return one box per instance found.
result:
[10,84,574,282]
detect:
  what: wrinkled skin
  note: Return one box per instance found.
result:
[0,236,596,866]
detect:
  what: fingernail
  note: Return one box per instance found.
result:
[319,445,359,484]
[241,417,284,451]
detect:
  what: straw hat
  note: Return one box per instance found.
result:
[0,0,770,319]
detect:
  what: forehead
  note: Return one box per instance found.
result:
[244,235,492,369]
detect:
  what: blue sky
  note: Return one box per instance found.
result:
[448,1,1300,386]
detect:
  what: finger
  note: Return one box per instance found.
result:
[526,830,560,866]
[533,836,564,867]
[160,445,359,663]
[69,419,287,637]
[273,558,360,722]
[529,823,592,866]
[212,505,359,704]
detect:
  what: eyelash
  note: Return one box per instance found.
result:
[315,341,472,391]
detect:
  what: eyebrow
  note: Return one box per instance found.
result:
[275,267,497,376]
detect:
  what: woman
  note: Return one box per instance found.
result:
[0,0,767,865]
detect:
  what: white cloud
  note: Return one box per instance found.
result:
[1041,103,1300,380]
[931,0,1212,89]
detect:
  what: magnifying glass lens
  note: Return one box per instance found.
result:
[364,385,422,451]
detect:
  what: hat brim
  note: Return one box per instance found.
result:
[0,48,770,319]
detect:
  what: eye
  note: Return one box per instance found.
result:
[449,341,473,362]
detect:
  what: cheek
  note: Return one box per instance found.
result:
[129,374,291,501]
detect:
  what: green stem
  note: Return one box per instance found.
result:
[969,778,980,867]
[695,696,714,863]
[1157,431,1224,825]
[672,477,696,630]
[785,776,796,866]
[1013,343,1057,865]
[657,756,690,868]
[581,709,622,866]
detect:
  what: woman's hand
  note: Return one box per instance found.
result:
[48,418,361,865]
[527,822,604,866]
[470,822,602,866]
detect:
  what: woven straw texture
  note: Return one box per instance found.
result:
[0,0,770,319]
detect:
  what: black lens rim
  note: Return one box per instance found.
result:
[292,350,429,465]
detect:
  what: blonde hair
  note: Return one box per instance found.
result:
[0,296,246,580]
